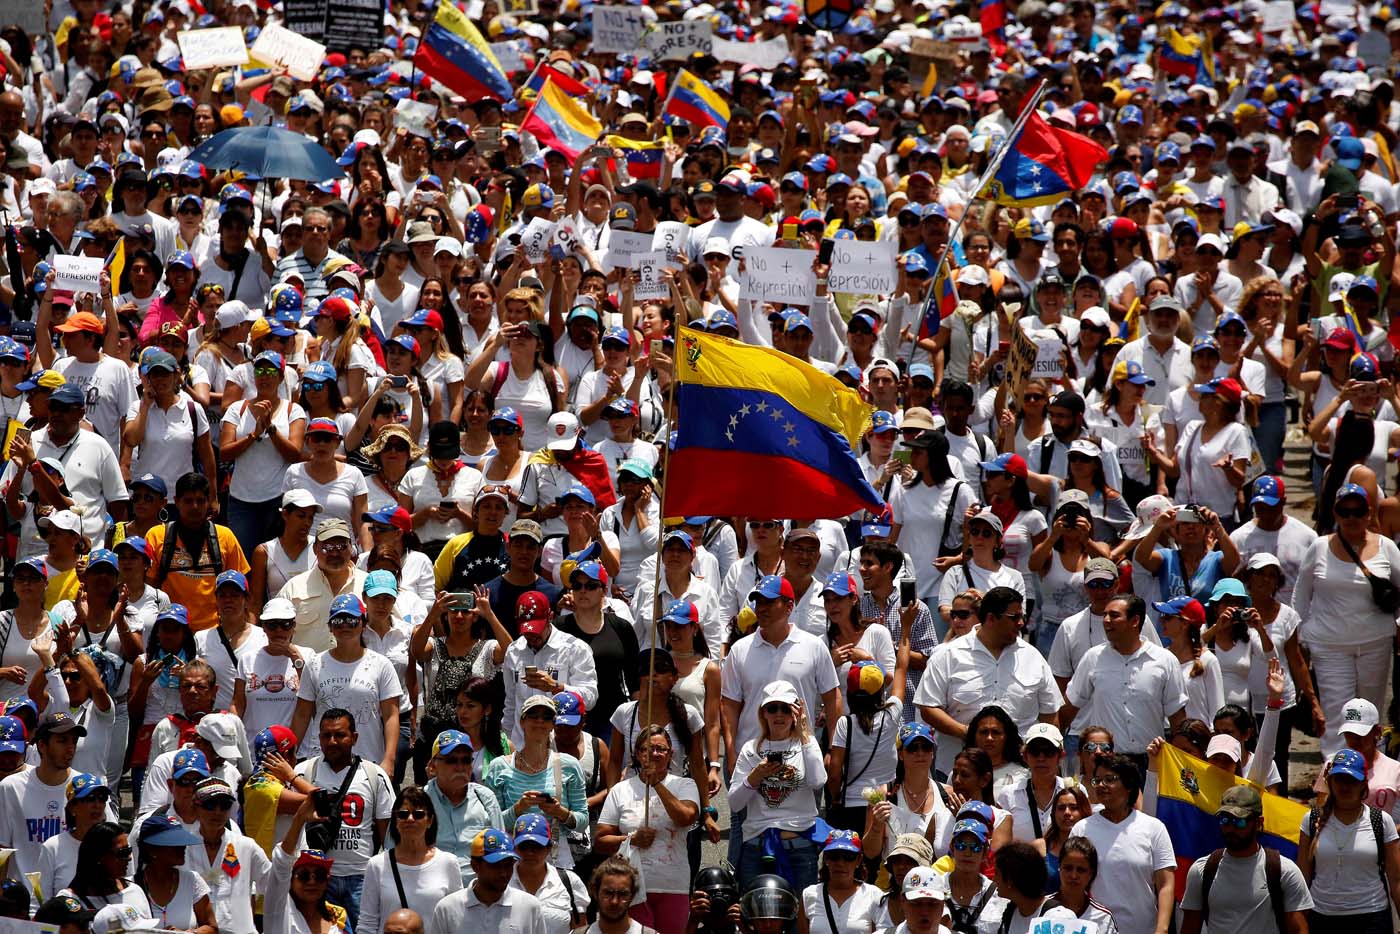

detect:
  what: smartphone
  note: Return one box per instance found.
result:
[1339,192,1359,211]
[475,126,501,156]
[900,579,917,608]
[766,751,783,765]
[448,591,477,611]
[893,448,912,466]
[439,500,456,512]
[782,221,798,242]
[818,238,834,265]
[525,665,539,678]
[537,792,556,803]
[649,338,663,358]
[312,788,338,819]
[388,376,408,389]
[8,424,29,458]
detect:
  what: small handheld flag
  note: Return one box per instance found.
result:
[414,2,513,102]
[663,69,730,131]
[522,79,603,161]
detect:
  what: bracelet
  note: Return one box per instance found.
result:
[707,760,721,770]
[703,805,719,820]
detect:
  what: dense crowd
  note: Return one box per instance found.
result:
[1,1,1400,933]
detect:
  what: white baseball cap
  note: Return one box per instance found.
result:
[760,681,799,707]
[93,904,160,934]
[546,412,581,451]
[1205,734,1242,762]
[196,712,243,761]
[1023,722,1064,749]
[281,489,322,511]
[260,597,297,622]
[902,866,943,901]
[39,510,82,535]
[1339,697,1380,736]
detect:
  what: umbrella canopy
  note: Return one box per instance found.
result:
[185,126,342,182]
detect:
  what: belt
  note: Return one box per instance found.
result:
[779,830,803,840]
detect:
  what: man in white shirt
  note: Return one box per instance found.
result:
[630,530,722,656]
[46,312,139,450]
[429,828,545,934]
[1267,121,1324,215]
[1060,594,1188,762]
[0,712,82,879]
[585,858,645,934]
[781,527,829,637]
[1221,139,1280,226]
[914,586,1062,776]
[1115,297,1194,405]
[688,172,775,261]
[497,591,598,743]
[1229,476,1317,606]
[1173,234,1244,332]
[1024,391,1124,491]
[109,167,176,262]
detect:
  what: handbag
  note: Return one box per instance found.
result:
[1336,533,1400,615]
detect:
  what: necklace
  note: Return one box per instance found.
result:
[517,749,549,773]
[902,783,931,814]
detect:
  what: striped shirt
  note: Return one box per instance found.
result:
[273,246,348,302]
[480,752,588,869]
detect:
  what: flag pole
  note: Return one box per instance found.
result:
[640,353,678,827]
[926,80,1050,314]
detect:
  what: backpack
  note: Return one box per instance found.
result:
[1199,846,1285,934]
[1306,804,1387,890]
[154,520,224,588]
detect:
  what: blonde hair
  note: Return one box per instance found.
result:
[503,287,545,322]
[756,696,810,744]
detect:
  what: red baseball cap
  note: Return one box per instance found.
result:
[517,590,552,636]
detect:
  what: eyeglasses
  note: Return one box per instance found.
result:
[1022,394,1047,402]
[600,888,634,900]
[175,776,202,787]
[199,798,233,811]
[967,525,997,539]
[488,424,519,436]
[762,703,792,715]
[1218,813,1253,829]
[953,840,986,853]
[142,129,166,139]
[319,541,351,552]
[303,224,329,233]
[949,609,973,620]
[438,753,472,767]
[1090,775,1122,787]
[1025,744,1059,758]
[181,681,213,693]
[1260,292,1284,300]
[524,709,556,722]
[396,809,430,821]
[998,612,1025,623]
[294,869,329,884]
[574,581,604,592]
[371,523,398,536]
[79,790,111,804]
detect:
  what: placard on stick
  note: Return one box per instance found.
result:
[177,27,249,70]
[53,256,103,294]
[631,250,669,300]
[1004,319,1039,399]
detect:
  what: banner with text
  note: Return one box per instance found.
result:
[177,27,249,70]
[250,24,327,81]
[643,21,713,61]
[324,0,385,52]
[592,6,649,54]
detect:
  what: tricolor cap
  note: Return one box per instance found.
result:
[660,599,700,625]
[553,690,585,726]
[1151,595,1206,626]
[329,594,365,618]
[1193,377,1243,404]
[750,573,796,601]
[513,812,552,847]
[1350,352,1380,381]
[823,829,862,853]
[820,571,858,598]
[253,724,299,763]
[1337,481,1370,505]
[0,716,25,753]
[846,660,886,696]
[1250,475,1285,506]
[431,729,474,757]
[568,559,608,585]
[980,452,1028,477]
[898,722,935,749]
[870,410,897,434]
[470,827,518,863]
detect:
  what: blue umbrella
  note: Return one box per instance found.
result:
[185,126,342,181]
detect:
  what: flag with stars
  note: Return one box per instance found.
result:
[668,331,882,519]
[980,106,1107,208]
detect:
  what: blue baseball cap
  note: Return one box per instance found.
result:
[491,406,524,430]
[431,729,473,757]
[784,313,814,334]
[13,557,46,579]
[1329,748,1367,782]
[1251,475,1285,506]
[140,815,202,847]
[601,325,630,347]
[172,748,211,779]
[557,484,596,507]
[1156,141,1182,163]
[1152,595,1205,622]
[823,829,862,853]
[750,574,795,601]
[1350,351,1381,381]
[898,722,936,749]
[471,827,518,863]
[215,569,248,592]
[661,599,700,625]
[156,604,189,627]
[821,571,858,597]
[1118,104,1144,125]
[0,337,26,362]
[330,594,366,618]
[0,716,25,753]
[302,361,336,384]
[514,813,552,847]
[663,529,694,552]
[1116,360,1156,386]
[1191,336,1219,355]
[67,773,107,801]
[909,362,935,381]
[708,310,739,332]
[1337,482,1370,505]
[1336,136,1364,171]
[553,690,585,726]
[85,548,118,573]
[1214,311,1247,333]
[870,410,897,434]
[1350,274,1380,295]
[951,818,989,842]
[957,800,995,825]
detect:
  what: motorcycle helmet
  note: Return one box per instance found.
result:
[740,874,798,923]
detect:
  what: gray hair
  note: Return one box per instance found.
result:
[49,191,84,220]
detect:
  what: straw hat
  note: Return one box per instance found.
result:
[361,423,426,462]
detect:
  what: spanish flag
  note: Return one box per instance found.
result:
[664,69,730,131]
[521,79,603,161]
[669,331,881,519]
[414,2,512,102]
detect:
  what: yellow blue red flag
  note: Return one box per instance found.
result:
[605,135,665,180]
[414,2,513,102]
[669,331,881,518]
[522,79,603,161]
[664,69,730,131]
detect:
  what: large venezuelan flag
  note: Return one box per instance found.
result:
[522,80,603,161]
[414,2,513,102]
[523,63,589,100]
[664,69,730,131]
[605,135,665,180]
[1159,28,1215,84]
[981,107,1107,208]
[668,331,882,519]
[1156,745,1307,892]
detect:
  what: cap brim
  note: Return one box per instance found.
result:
[481,851,518,863]
[1338,721,1377,736]
[1251,494,1282,506]
[0,741,24,754]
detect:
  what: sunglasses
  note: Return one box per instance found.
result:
[524,709,556,721]
[1022,393,1047,402]
[1083,741,1113,754]
[953,840,986,853]
[1335,505,1368,519]
[967,525,997,538]
[175,776,202,787]
[303,224,330,233]
[294,869,329,884]
[748,521,781,529]
[199,798,233,811]
[763,703,792,715]
[949,609,973,620]
[253,366,280,378]
[61,671,81,683]
[308,433,339,443]
[574,581,604,592]
[382,441,411,453]
[438,753,473,767]
[903,740,935,753]
[262,619,295,631]
[825,851,860,862]
[488,424,519,436]
[1217,813,1252,829]
[1086,578,1116,590]
[110,846,133,860]
[396,809,429,821]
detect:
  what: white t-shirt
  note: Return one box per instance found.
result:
[38,830,80,901]
[293,756,395,877]
[360,848,463,934]
[1228,518,1317,606]
[144,868,211,931]
[125,393,210,497]
[493,365,567,451]
[1302,806,1398,915]
[184,829,271,934]
[196,625,268,712]
[368,280,420,336]
[294,650,403,761]
[829,701,901,808]
[1069,811,1175,934]
[398,462,485,544]
[0,768,73,877]
[54,354,137,444]
[222,400,308,503]
[608,700,704,778]
[69,700,117,779]
[889,478,978,600]
[1174,420,1251,516]
[281,463,369,529]
[800,882,885,934]
[597,775,700,894]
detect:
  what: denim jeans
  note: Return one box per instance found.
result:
[226,496,282,557]
[738,835,819,891]
[326,874,365,931]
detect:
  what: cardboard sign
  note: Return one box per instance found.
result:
[1028,326,1065,380]
[651,222,690,269]
[489,39,528,73]
[393,98,438,138]
[553,216,583,258]
[324,0,385,52]
[631,250,670,300]
[828,238,896,295]
[643,21,713,61]
[909,36,958,91]
[250,24,327,82]
[520,217,556,263]
[605,230,653,271]
[592,6,649,55]
[740,247,816,305]
[711,35,789,70]
[177,27,249,70]
[282,0,328,41]
[1003,317,1039,399]
[53,255,103,294]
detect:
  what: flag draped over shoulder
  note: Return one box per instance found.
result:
[664,69,730,130]
[528,447,617,510]
[521,79,603,161]
[1156,744,1308,891]
[668,331,882,519]
[980,106,1108,208]
[605,135,665,180]
[414,2,513,102]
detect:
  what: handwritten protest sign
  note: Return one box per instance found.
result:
[828,238,896,295]
[250,24,326,81]
[643,21,712,61]
[651,222,690,269]
[553,216,582,258]
[393,98,438,138]
[592,6,649,55]
[632,251,669,300]
[740,247,816,305]
[177,27,249,70]
[1004,319,1039,398]
[606,231,652,271]
[489,39,527,73]
[520,217,556,264]
[711,35,789,70]
[1260,0,1294,31]
[53,256,103,294]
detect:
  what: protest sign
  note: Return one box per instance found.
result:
[1029,327,1066,381]
[1359,31,1389,67]
[520,217,556,264]
[592,6,649,55]
[53,256,103,294]
[652,222,691,269]
[250,24,327,81]
[325,0,385,52]
[177,27,249,70]
[553,216,582,258]
[489,40,527,73]
[1260,0,1294,31]
[393,99,438,138]
[711,36,789,70]
[605,231,652,271]
[908,36,958,90]
[632,251,670,300]
[741,247,816,305]
[643,21,713,61]
[0,0,44,37]
[828,238,896,295]
[1004,318,1039,398]
[282,0,328,40]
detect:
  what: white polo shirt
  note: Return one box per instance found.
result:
[430,883,547,934]
[1115,335,1193,406]
[912,629,1062,775]
[721,625,840,755]
[1065,640,1188,754]
[1050,607,1163,732]
[491,627,599,744]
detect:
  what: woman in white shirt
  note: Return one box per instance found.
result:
[507,812,589,934]
[134,816,216,934]
[595,725,701,934]
[1294,483,1400,758]
[861,723,953,863]
[1201,578,1268,708]
[797,830,884,934]
[889,431,978,603]
[282,418,368,534]
[397,421,484,559]
[463,304,567,452]
[827,662,901,845]
[221,350,308,556]
[60,821,153,915]
[937,509,1026,627]
[1155,597,1225,723]
[122,351,215,506]
[265,798,351,934]
[359,787,463,934]
[1297,748,1400,932]
[728,681,828,892]
[233,598,309,738]
[38,773,111,904]
[1166,378,1251,522]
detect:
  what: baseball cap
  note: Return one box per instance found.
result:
[898,722,935,750]
[1329,748,1368,782]
[316,518,353,542]
[546,411,581,451]
[171,747,210,779]
[1083,557,1119,584]
[823,829,861,853]
[980,452,1028,477]
[887,834,935,866]
[1250,475,1285,506]
[519,694,558,719]
[516,590,552,636]
[329,593,365,619]
[1339,697,1380,736]
[1217,784,1263,819]
[1023,722,1064,749]
[514,812,552,847]
[951,817,989,843]
[1194,377,1243,404]
[432,729,474,757]
[472,827,518,862]
[902,866,942,901]
[750,574,796,601]
[0,716,25,754]
[363,569,398,599]
[36,711,86,739]
[1152,595,1206,626]
[35,895,96,927]
[509,519,544,544]
[92,904,159,934]
[196,713,242,760]
[254,724,299,763]
[553,691,585,727]
[660,599,700,625]
[1337,482,1370,505]
[760,681,799,707]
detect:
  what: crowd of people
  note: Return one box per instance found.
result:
[1,0,1400,933]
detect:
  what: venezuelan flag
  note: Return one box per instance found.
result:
[522,79,602,161]
[981,107,1108,208]
[1160,28,1215,84]
[107,237,126,301]
[919,266,958,340]
[979,0,1007,56]
[414,2,512,103]
[606,134,665,181]
[665,69,729,131]
[1157,745,1307,891]
[669,331,882,519]
[524,64,590,100]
